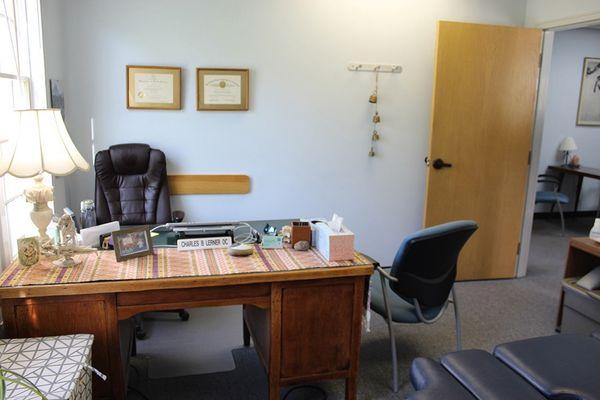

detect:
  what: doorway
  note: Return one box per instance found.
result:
[519,17,600,277]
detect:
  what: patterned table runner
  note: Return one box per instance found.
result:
[0,245,372,288]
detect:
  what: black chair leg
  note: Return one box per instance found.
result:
[243,320,251,347]
[135,315,147,340]
[178,309,190,321]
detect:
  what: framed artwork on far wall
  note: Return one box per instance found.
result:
[196,68,249,111]
[576,57,600,126]
[127,65,181,110]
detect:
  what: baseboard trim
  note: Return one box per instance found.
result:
[534,210,598,219]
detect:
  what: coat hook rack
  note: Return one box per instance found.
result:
[347,63,402,73]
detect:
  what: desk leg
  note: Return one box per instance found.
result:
[243,307,251,347]
[573,175,583,213]
[345,278,365,400]
[269,284,282,400]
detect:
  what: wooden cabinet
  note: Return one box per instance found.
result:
[1,294,126,399]
[557,238,600,331]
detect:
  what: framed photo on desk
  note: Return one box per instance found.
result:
[196,68,249,111]
[112,226,153,262]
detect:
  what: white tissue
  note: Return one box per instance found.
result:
[328,213,344,233]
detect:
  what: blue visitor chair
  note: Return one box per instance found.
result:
[370,220,478,392]
[535,174,569,235]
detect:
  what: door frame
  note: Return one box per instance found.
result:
[517,16,600,277]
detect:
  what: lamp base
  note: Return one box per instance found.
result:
[25,175,54,242]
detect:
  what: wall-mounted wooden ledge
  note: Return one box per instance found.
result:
[168,174,250,195]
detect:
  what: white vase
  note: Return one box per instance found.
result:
[31,201,53,241]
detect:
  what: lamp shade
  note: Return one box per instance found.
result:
[0,109,90,178]
[559,136,577,152]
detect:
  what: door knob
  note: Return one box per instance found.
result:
[432,158,452,170]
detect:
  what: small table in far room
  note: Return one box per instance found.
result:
[548,165,600,215]
[0,219,375,400]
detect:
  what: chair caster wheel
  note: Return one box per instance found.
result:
[179,310,190,321]
[135,330,147,340]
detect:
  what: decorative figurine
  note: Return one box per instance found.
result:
[57,213,77,246]
[41,211,96,267]
[280,225,292,243]
[17,236,40,266]
[372,112,381,123]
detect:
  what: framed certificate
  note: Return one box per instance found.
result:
[127,65,181,110]
[197,68,249,111]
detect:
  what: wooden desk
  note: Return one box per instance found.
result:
[548,165,600,213]
[0,252,373,400]
[556,237,600,330]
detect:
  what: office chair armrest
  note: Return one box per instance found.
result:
[376,265,399,283]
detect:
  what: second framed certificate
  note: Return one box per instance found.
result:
[197,68,249,111]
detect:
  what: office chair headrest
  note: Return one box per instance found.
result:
[106,143,152,175]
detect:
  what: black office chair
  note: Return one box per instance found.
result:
[95,143,189,339]
[370,220,478,392]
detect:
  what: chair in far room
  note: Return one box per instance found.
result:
[95,143,189,339]
[370,220,478,392]
[535,174,569,235]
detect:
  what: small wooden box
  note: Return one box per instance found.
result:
[291,221,311,246]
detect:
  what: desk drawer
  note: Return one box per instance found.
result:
[117,283,271,306]
[563,284,600,323]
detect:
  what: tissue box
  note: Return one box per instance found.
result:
[312,222,355,261]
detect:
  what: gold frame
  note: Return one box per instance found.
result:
[112,226,154,262]
[576,57,600,126]
[127,65,181,110]
[196,68,249,111]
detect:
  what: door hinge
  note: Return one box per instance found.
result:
[517,242,521,255]
[528,150,532,165]
[539,53,543,68]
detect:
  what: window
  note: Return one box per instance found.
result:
[0,0,46,267]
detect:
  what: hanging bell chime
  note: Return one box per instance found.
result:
[369,93,378,103]
[372,112,380,123]
[372,130,380,141]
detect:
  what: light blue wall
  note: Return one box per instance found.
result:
[42,0,527,265]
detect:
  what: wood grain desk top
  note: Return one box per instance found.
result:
[548,165,600,179]
[0,264,374,299]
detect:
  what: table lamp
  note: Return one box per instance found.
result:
[0,109,90,241]
[559,136,577,166]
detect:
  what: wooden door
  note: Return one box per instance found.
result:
[424,21,542,280]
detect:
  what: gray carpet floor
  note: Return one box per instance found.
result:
[128,217,592,399]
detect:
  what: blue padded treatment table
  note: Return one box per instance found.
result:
[494,334,600,400]
[409,332,600,400]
